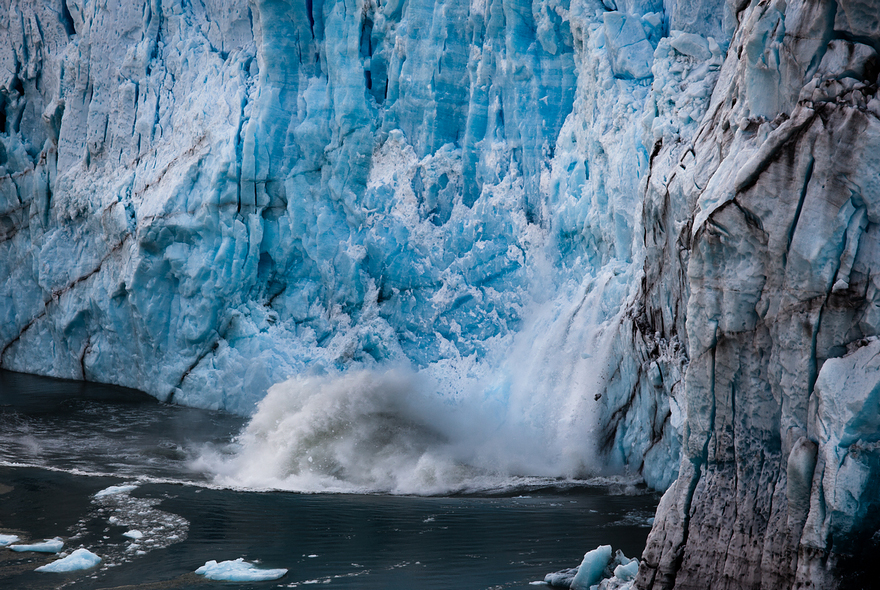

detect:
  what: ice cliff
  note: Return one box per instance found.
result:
[0,0,687,489]
[1,0,879,586]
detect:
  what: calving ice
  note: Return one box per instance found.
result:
[0,0,878,588]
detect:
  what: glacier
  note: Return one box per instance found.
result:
[1,0,879,587]
[0,0,688,489]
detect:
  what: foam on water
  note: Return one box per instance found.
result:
[199,267,634,495]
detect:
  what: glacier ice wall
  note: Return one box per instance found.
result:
[0,0,697,488]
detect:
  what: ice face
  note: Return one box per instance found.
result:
[0,0,697,489]
[637,0,880,588]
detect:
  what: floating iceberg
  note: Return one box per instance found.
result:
[9,538,63,553]
[570,545,613,589]
[195,558,288,582]
[35,548,102,572]
[0,534,20,546]
[544,545,637,589]
[94,484,139,498]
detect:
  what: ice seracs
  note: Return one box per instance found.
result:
[0,0,681,492]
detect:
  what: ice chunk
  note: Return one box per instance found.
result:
[87,481,188,566]
[94,485,138,498]
[669,32,711,60]
[545,547,637,589]
[9,537,64,553]
[195,558,288,582]
[603,13,655,80]
[571,545,613,589]
[613,558,639,581]
[0,534,20,546]
[35,548,102,572]
[544,567,579,587]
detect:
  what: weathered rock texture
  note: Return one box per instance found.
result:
[636,0,880,588]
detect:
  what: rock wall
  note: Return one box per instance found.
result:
[637,0,880,587]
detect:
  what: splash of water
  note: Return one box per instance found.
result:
[199,267,633,494]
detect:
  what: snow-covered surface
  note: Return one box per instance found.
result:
[9,538,63,553]
[195,558,288,582]
[35,548,101,573]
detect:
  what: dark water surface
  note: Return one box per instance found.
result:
[0,370,659,589]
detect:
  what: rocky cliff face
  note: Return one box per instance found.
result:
[637,0,880,588]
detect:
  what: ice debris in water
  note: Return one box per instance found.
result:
[0,534,20,546]
[195,558,288,581]
[9,537,64,553]
[543,545,637,589]
[69,483,189,567]
[35,548,102,572]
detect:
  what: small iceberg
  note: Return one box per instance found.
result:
[0,534,20,546]
[122,530,144,539]
[36,548,102,572]
[195,558,288,581]
[94,484,138,498]
[9,537,64,553]
[571,545,613,589]
[544,545,639,589]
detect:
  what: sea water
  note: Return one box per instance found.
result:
[0,370,658,589]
